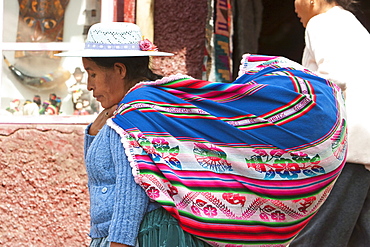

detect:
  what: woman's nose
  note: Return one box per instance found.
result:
[87,81,94,91]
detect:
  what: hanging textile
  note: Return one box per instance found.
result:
[123,0,136,23]
[203,0,233,82]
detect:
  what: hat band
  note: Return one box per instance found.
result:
[85,42,140,51]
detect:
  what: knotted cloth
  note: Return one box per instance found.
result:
[107,54,347,246]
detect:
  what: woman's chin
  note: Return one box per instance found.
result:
[99,102,108,109]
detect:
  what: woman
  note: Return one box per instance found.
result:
[291,0,370,246]
[59,23,208,247]
[57,22,347,246]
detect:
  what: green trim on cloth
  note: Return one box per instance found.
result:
[138,208,211,247]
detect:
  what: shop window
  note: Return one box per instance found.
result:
[0,0,102,123]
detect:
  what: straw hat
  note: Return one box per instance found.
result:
[56,22,173,57]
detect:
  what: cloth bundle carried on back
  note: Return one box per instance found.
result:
[107,54,347,247]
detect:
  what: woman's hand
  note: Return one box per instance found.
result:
[88,104,117,135]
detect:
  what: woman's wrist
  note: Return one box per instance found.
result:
[110,242,130,247]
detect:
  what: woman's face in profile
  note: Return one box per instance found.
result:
[82,58,126,109]
[294,0,315,28]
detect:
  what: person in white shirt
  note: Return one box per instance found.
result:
[291,0,370,246]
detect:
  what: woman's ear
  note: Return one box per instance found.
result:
[114,62,127,79]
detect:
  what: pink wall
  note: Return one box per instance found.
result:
[0,124,90,246]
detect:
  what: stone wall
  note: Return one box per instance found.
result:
[0,124,90,246]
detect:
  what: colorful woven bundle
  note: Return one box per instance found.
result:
[108,54,347,246]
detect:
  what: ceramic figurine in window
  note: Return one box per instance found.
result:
[33,95,41,108]
[23,99,40,116]
[73,100,90,115]
[39,100,50,115]
[6,99,22,115]
[45,104,58,115]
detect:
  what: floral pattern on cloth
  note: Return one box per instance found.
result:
[107,54,347,246]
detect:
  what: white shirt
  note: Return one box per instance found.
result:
[302,6,370,170]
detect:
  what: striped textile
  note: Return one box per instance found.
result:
[107,54,347,246]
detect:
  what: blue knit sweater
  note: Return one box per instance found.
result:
[84,124,160,245]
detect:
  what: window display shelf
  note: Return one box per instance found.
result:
[0,114,97,124]
[1,42,84,51]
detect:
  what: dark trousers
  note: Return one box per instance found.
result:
[290,163,370,247]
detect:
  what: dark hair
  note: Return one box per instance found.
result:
[327,0,358,12]
[87,56,163,82]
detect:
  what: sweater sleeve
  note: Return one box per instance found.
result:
[107,126,150,246]
[84,124,95,159]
